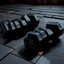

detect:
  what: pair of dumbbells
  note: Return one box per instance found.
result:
[0,14,39,39]
[24,21,64,52]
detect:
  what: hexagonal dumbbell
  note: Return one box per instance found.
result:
[24,29,49,52]
[0,20,11,39]
[21,14,39,30]
[24,26,64,52]
[24,21,64,52]
[46,21,64,37]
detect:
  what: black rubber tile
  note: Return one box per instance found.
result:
[31,55,40,63]
[0,4,33,10]
[6,38,24,49]
[0,37,8,44]
[0,54,32,64]
[0,44,13,60]
[36,56,51,64]
[0,12,19,21]
[53,15,64,20]
[44,14,53,18]
[43,34,64,64]
[12,44,38,62]
[11,42,26,59]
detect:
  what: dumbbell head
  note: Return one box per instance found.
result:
[46,21,64,37]
[13,20,21,29]
[35,29,50,51]
[21,14,39,30]
[21,15,31,22]
[8,21,19,39]
[14,19,28,32]
[27,14,39,21]
[24,30,48,51]
[0,20,10,39]
[12,19,24,38]
[39,28,54,40]
[8,21,16,30]
[35,29,47,40]
[24,32,42,50]
[9,20,28,39]
[38,28,56,44]
[27,14,39,29]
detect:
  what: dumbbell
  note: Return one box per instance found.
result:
[46,21,64,38]
[0,19,28,39]
[0,14,39,39]
[24,22,64,52]
[0,20,11,39]
[24,29,51,52]
[21,14,39,30]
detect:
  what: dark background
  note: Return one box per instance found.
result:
[0,0,64,5]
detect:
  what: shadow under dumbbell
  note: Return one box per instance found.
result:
[49,38,60,48]
[19,48,38,60]
[18,38,60,60]
[4,31,28,44]
[40,38,61,55]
